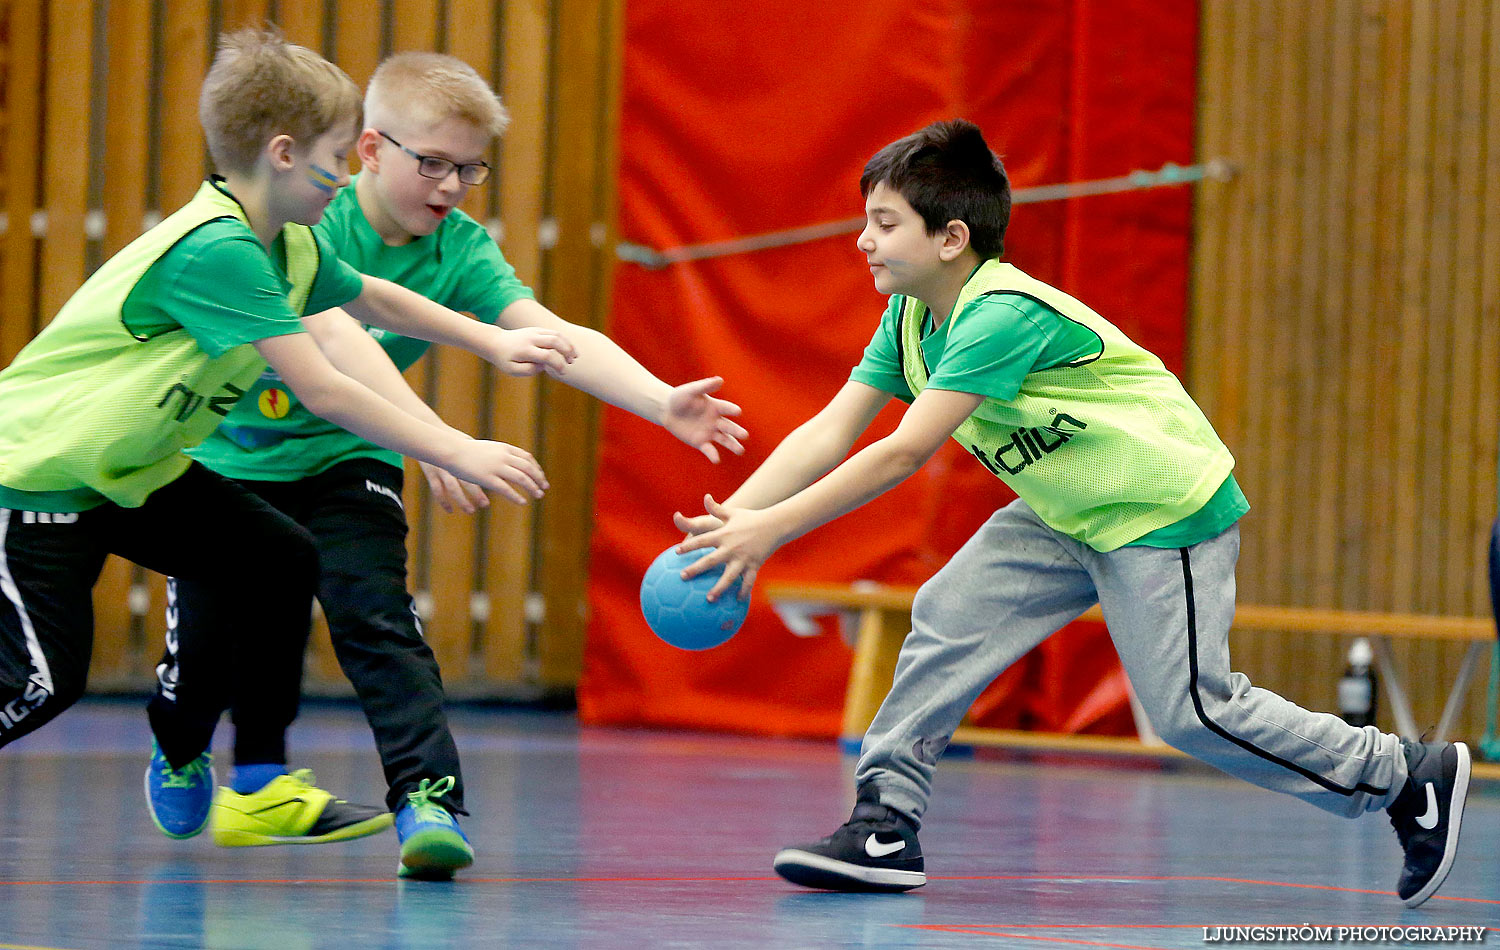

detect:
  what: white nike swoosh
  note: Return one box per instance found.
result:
[865,833,905,858]
[1415,782,1440,830]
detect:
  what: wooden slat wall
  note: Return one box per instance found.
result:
[0,2,43,366]
[1192,0,1499,738]
[531,0,625,687]
[0,0,622,698]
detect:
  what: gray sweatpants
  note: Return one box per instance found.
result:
[856,498,1406,825]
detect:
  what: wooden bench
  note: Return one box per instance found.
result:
[764,581,1496,757]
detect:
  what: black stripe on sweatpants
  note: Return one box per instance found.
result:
[1180,547,1389,798]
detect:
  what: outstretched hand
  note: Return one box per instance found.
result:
[662,377,748,463]
[491,326,579,378]
[673,494,783,601]
[448,440,550,505]
[418,460,490,515]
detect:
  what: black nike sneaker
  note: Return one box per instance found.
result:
[773,789,925,892]
[1387,740,1470,907]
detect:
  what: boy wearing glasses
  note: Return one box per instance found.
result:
[145,52,748,880]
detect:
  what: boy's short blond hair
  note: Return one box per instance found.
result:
[199,28,362,174]
[364,52,510,140]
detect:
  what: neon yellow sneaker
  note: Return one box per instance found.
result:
[210,768,393,847]
[396,776,474,880]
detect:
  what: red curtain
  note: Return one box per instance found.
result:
[580,0,1199,738]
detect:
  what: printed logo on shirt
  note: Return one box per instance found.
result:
[18,512,80,525]
[365,480,405,511]
[258,388,293,419]
[158,381,245,422]
[971,412,1089,477]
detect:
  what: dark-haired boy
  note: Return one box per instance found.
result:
[674,119,1469,907]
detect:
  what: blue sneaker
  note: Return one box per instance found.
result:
[395,776,473,880]
[144,740,214,839]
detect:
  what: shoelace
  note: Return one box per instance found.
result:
[158,755,212,789]
[406,776,458,825]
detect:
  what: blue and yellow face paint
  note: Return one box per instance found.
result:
[308,164,341,195]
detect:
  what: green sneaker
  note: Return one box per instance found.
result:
[210,768,392,847]
[395,776,474,880]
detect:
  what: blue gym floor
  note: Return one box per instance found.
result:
[0,700,1495,949]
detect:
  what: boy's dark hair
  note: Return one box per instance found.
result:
[860,119,1011,259]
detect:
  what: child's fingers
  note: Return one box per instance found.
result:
[485,477,528,505]
[673,511,722,535]
[736,566,758,600]
[676,530,716,557]
[678,542,723,578]
[709,396,743,417]
[440,469,478,513]
[714,432,745,455]
[678,376,723,396]
[462,480,490,510]
[424,470,455,513]
[705,561,745,602]
[534,329,577,361]
[703,494,729,518]
[510,452,547,490]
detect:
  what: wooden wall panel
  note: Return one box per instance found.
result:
[38,0,90,324]
[1192,0,1499,738]
[160,2,208,209]
[275,1,323,50]
[219,0,272,32]
[480,0,549,685]
[391,0,440,53]
[532,0,626,688]
[0,2,43,365]
[331,0,380,88]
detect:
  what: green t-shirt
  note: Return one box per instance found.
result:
[124,221,362,352]
[0,180,363,512]
[187,177,537,480]
[850,291,1246,548]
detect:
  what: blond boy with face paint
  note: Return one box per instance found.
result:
[145,52,748,879]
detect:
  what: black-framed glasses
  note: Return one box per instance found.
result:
[378,131,491,186]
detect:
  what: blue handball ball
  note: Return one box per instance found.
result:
[639,545,751,650]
